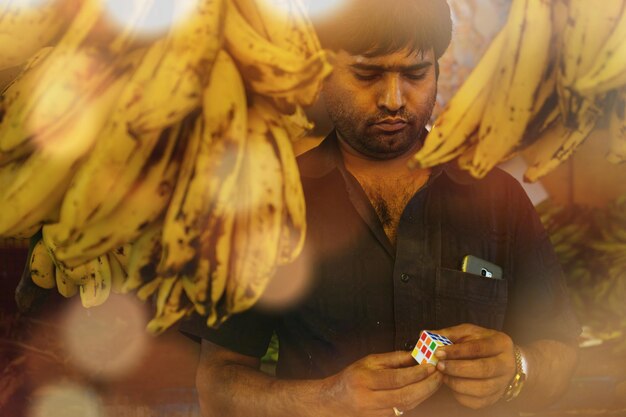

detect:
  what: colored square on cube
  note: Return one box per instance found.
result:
[411,330,453,365]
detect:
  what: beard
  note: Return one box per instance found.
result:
[324,94,436,160]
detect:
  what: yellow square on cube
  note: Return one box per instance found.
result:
[411,330,452,365]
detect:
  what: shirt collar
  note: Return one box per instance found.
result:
[298,130,446,186]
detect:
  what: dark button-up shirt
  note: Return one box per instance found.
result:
[180,131,580,416]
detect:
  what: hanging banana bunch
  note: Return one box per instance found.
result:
[5,0,330,334]
[411,0,626,182]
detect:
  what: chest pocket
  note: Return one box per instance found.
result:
[434,267,508,331]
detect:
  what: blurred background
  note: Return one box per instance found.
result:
[1,0,625,416]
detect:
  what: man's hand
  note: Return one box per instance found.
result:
[433,323,516,410]
[323,351,443,416]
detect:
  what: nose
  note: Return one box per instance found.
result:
[377,74,405,113]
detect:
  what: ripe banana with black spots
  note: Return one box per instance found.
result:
[409,28,506,169]
[0,0,108,152]
[0,45,54,166]
[523,95,604,182]
[0,66,133,238]
[224,0,332,107]
[55,265,78,298]
[574,5,626,95]
[256,97,306,265]
[608,87,626,164]
[0,0,72,71]
[557,0,623,127]
[79,254,112,308]
[465,0,553,179]
[147,278,192,335]
[108,252,127,294]
[123,222,163,293]
[125,0,225,134]
[29,239,56,289]
[50,118,189,267]
[223,105,284,321]
[159,50,247,279]
[234,0,321,58]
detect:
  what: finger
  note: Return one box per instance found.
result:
[435,338,503,360]
[431,323,483,343]
[436,356,508,379]
[366,365,435,390]
[365,351,419,369]
[371,369,444,410]
[443,375,507,398]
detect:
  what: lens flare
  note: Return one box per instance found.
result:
[304,0,350,20]
[103,0,196,39]
[27,383,104,417]
[60,295,150,380]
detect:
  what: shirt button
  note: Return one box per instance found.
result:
[404,341,414,351]
[400,273,411,283]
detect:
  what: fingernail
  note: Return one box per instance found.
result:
[437,361,445,371]
[435,350,446,359]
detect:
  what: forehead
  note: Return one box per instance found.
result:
[337,48,434,68]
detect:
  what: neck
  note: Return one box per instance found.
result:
[337,131,430,180]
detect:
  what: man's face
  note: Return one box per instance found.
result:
[321,48,437,160]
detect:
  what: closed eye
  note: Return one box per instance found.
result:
[353,72,381,81]
[404,72,427,80]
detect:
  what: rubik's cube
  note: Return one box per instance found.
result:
[411,330,452,365]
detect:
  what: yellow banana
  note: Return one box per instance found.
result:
[0,0,154,156]
[223,105,284,321]
[111,244,132,269]
[79,255,112,308]
[0,0,104,152]
[557,0,624,126]
[233,0,322,58]
[575,4,626,94]
[55,265,78,298]
[0,0,71,71]
[125,0,225,134]
[0,45,54,166]
[522,97,603,182]
[409,28,506,169]
[0,66,132,238]
[257,98,306,265]
[30,239,56,289]
[608,87,626,164]
[122,222,162,293]
[224,0,332,107]
[51,119,188,267]
[204,200,237,327]
[159,50,247,278]
[108,252,127,294]
[147,279,191,335]
[467,0,553,179]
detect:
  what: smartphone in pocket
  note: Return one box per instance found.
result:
[462,255,503,279]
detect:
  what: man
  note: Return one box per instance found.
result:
[180,1,581,415]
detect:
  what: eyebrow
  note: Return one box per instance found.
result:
[349,62,433,72]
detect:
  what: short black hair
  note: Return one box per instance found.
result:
[312,0,452,59]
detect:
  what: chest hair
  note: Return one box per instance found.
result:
[354,174,424,246]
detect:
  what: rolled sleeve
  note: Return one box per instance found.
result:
[179,307,277,358]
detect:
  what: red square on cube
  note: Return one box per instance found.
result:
[421,345,427,354]
[426,350,432,359]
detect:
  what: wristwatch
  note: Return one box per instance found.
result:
[502,345,528,402]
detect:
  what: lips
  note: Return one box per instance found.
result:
[374,120,408,133]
